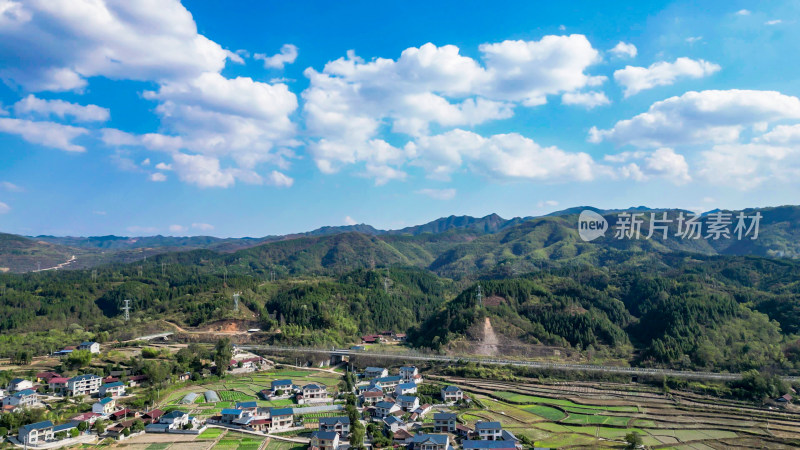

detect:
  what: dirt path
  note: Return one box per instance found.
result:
[475,317,499,356]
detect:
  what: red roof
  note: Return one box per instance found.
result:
[128,375,148,381]
[394,429,413,440]
[142,409,164,419]
[111,409,131,419]
[363,391,383,398]
[49,377,69,384]
[37,372,61,380]
[71,412,100,421]
[104,376,119,383]
[251,419,271,425]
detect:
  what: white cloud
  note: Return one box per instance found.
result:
[765,19,783,25]
[0,0,231,91]
[92,210,106,215]
[0,201,9,214]
[644,147,691,184]
[344,216,357,226]
[698,143,799,189]
[537,200,559,207]
[735,9,751,16]
[13,95,109,122]
[191,222,214,231]
[141,158,151,166]
[171,153,236,188]
[303,36,603,182]
[254,44,298,69]
[609,41,637,58]
[0,117,87,152]
[415,188,456,200]
[169,224,187,233]
[561,91,610,109]
[590,90,800,148]
[685,36,703,44]
[266,170,293,188]
[411,129,598,182]
[155,162,172,171]
[614,57,720,97]
[149,172,167,182]
[758,124,800,145]
[1,181,23,192]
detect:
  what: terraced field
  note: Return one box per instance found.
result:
[441,376,800,448]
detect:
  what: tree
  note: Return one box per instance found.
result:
[67,350,93,369]
[122,427,131,437]
[214,338,233,377]
[12,350,31,365]
[70,428,80,438]
[131,420,145,433]
[95,420,106,434]
[77,422,88,432]
[625,431,643,448]
[0,427,8,436]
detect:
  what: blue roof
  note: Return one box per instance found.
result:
[319,416,350,425]
[236,401,257,409]
[80,341,97,346]
[221,409,243,415]
[365,367,385,371]
[98,397,114,404]
[462,441,516,449]
[397,395,417,403]
[475,421,502,430]
[397,382,417,390]
[270,407,293,416]
[303,383,324,390]
[383,415,403,425]
[442,385,461,392]
[14,389,36,397]
[271,379,293,388]
[312,431,339,440]
[412,434,449,445]
[374,376,402,383]
[434,412,457,420]
[375,401,396,409]
[20,421,53,433]
[102,382,124,388]
[162,410,187,419]
[71,374,100,381]
[53,422,79,432]
[10,378,26,383]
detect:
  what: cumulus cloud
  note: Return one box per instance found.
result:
[765,19,782,26]
[698,143,799,189]
[302,36,603,183]
[171,153,236,188]
[169,224,187,233]
[736,9,751,16]
[255,44,298,69]
[561,91,610,109]
[13,95,110,122]
[609,41,637,58]
[0,117,87,152]
[266,170,293,188]
[344,216,357,226]
[150,172,167,182]
[0,0,231,91]
[0,201,9,214]
[644,148,691,183]
[589,90,800,148]
[415,188,456,200]
[614,57,720,97]
[537,200,559,208]
[410,129,598,182]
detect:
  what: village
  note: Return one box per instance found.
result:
[0,340,522,450]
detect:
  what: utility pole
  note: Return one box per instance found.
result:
[233,292,240,312]
[122,299,131,322]
[476,284,483,307]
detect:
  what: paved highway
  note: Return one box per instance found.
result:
[239,344,800,382]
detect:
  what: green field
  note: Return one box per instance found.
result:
[198,428,225,440]
[523,405,566,421]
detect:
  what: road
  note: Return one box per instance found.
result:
[239,344,800,383]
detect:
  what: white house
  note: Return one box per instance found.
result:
[412,434,450,450]
[8,378,34,392]
[159,410,198,430]
[18,421,53,444]
[310,430,340,450]
[395,382,418,396]
[3,389,37,408]
[99,381,126,397]
[372,376,402,391]
[434,412,457,433]
[269,407,294,431]
[78,341,101,354]
[300,383,329,404]
[399,366,418,382]
[396,395,420,411]
[374,401,401,419]
[475,421,503,441]
[319,416,350,437]
[68,374,102,396]
[364,367,388,379]
[92,396,116,414]
[441,385,463,403]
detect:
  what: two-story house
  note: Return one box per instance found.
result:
[434,412,457,433]
[8,378,33,392]
[92,397,116,415]
[399,366,418,382]
[395,382,418,396]
[319,416,350,437]
[440,385,463,403]
[99,381,126,397]
[310,430,340,450]
[475,421,503,440]
[3,389,38,409]
[396,395,419,411]
[372,376,402,391]
[18,421,54,444]
[300,383,328,404]
[374,401,401,418]
[67,374,102,396]
[49,377,70,395]
[221,408,244,424]
[271,379,295,395]
[236,401,259,414]
[364,367,388,379]
[412,434,450,450]
[269,407,294,431]
[78,341,100,354]
[462,441,517,450]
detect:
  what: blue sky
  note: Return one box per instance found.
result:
[1,0,800,237]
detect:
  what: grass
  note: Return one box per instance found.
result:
[198,428,225,440]
[494,391,637,412]
[146,444,171,450]
[524,405,566,421]
[218,391,257,402]
[561,413,631,426]
[264,441,305,450]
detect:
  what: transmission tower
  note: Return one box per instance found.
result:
[233,292,241,312]
[122,299,132,322]
[161,262,166,277]
[383,268,391,293]
[476,284,483,307]
[91,269,97,282]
